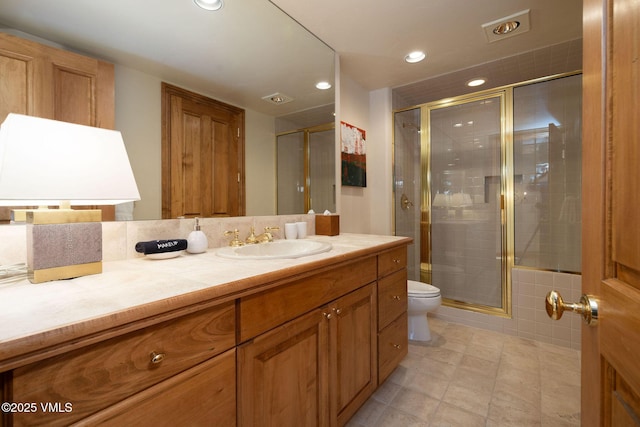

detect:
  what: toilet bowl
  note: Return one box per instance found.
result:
[407,280,442,342]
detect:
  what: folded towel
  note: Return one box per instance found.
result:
[135,239,188,255]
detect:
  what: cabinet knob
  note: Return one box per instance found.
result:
[323,312,332,320]
[393,259,401,264]
[150,351,166,364]
[392,344,401,349]
[392,295,401,300]
[333,308,342,315]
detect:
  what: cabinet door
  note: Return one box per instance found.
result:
[0,33,47,121]
[46,48,114,129]
[237,308,330,427]
[331,284,377,426]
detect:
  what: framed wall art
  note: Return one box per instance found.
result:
[340,121,366,187]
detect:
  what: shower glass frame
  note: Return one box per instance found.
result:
[422,90,514,317]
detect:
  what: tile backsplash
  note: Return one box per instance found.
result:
[0,214,315,265]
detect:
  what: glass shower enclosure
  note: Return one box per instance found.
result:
[394,74,582,316]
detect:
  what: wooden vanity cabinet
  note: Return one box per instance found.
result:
[238,257,378,427]
[377,247,409,384]
[7,302,236,427]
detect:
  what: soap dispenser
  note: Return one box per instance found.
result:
[187,218,208,254]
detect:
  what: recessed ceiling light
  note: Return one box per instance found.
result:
[467,78,486,87]
[493,21,520,35]
[404,51,426,64]
[194,0,223,11]
[262,92,293,105]
[316,81,332,90]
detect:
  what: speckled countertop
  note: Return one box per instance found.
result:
[0,233,411,367]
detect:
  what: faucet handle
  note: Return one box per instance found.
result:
[224,229,245,247]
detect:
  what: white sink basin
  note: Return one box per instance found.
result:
[216,239,332,260]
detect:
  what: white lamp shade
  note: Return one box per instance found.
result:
[0,114,140,206]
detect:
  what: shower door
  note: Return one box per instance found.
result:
[428,93,508,312]
[395,92,511,315]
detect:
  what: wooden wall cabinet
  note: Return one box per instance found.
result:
[0,32,116,221]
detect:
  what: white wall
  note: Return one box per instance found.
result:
[337,73,372,233]
[337,67,394,235]
[114,65,277,220]
[368,88,394,235]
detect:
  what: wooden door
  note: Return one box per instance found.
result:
[582,0,640,424]
[330,284,377,427]
[237,308,330,427]
[161,83,245,219]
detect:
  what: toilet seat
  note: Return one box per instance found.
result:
[407,280,440,298]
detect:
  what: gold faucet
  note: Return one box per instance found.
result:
[224,229,245,247]
[255,226,280,243]
[245,226,259,244]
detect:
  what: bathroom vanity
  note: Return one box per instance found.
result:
[0,234,409,426]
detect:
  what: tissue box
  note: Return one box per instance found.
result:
[315,214,340,236]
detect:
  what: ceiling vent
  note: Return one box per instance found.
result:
[482,9,530,43]
[262,92,294,105]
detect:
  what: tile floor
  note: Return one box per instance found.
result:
[348,317,581,426]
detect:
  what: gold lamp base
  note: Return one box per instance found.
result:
[26,209,102,284]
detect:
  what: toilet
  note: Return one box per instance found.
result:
[407,280,442,341]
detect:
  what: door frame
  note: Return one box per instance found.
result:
[161,83,245,218]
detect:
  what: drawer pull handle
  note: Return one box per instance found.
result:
[392,344,401,349]
[323,312,333,320]
[392,295,401,300]
[150,352,166,364]
[393,259,400,264]
[333,308,342,315]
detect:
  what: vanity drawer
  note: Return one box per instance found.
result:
[378,269,407,331]
[378,246,407,278]
[378,312,408,384]
[240,256,377,341]
[11,301,236,426]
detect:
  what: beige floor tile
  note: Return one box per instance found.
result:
[371,378,403,404]
[373,406,429,427]
[349,318,581,426]
[430,401,487,427]
[464,340,503,362]
[346,398,387,427]
[403,371,450,400]
[388,388,440,422]
[421,345,465,366]
[442,383,493,417]
[488,389,542,425]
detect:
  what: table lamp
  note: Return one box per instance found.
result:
[0,113,140,283]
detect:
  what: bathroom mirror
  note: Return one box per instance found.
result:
[0,0,335,219]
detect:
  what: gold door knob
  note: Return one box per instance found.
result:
[545,290,598,325]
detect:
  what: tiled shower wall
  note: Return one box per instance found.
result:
[432,267,582,350]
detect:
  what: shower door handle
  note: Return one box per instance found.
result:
[545,290,598,326]
[400,193,414,210]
